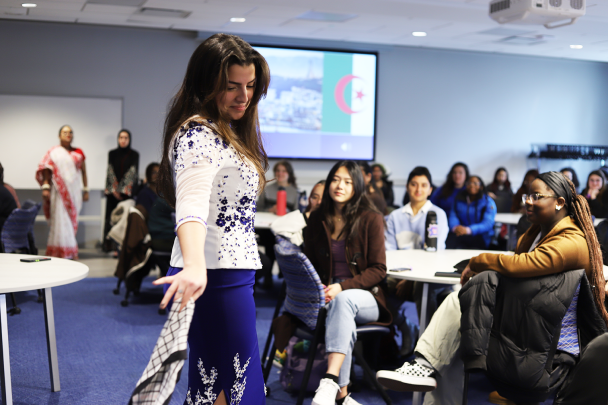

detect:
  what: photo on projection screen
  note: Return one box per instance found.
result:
[254,46,377,160]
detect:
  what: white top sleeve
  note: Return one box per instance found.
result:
[173,125,224,232]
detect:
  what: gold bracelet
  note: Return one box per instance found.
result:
[41,184,50,190]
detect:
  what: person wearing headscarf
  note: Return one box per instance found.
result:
[103,129,139,251]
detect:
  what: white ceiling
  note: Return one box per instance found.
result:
[2,0,608,62]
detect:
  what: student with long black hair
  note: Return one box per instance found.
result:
[487,167,513,213]
[377,172,608,405]
[304,160,392,405]
[151,33,270,404]
[447,175,496,250]
[430,162,469,217]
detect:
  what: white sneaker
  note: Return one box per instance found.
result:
[311,378,340,405]
[342,394,362,405]
[376,359,437,392]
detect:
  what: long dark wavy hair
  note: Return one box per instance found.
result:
[581,170,607,199]
[489,167,511,191]
[439,162,469,199]
[273,160,297,188]
[318,161,382,241]
[157,33,270,206]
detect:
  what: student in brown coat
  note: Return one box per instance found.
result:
[304,160,391,405]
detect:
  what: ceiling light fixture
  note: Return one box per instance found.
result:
[230,17,246,23]
[21,3,37,7]
[412,32,427,37]
[570,44,583,49]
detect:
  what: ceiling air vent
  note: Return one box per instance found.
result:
[549,0,562,6]
[490,0,511,13]
[570,0,583,10]
[134,7,191,19]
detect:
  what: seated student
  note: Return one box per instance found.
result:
[511,169,539,213]
[487,167,513,213]
[582,170,608,218]
[0,162,18,236]
[560,167,580,193]
[447,175,496,250]
[135,162,159,214]
[385,166,449,354]
[304,161,391,405]
[376,172,608,405]
[147,196,175,253]
[371,163,395,207]
[386,166,448,251]
[256,159,299,213]
[358,161,388,214]
[430,162,468,217]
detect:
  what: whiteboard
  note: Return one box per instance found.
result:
[0,94,122,189]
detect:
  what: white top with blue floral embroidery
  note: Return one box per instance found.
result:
[169,116,262,269]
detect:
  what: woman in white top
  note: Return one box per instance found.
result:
[153,33,270,405]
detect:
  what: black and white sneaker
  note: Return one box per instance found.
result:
[376,359,437,392]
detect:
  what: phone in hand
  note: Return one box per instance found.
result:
[20,257,51,263]
[391,267,412,272]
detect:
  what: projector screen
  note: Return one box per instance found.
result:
[254,46,378,160]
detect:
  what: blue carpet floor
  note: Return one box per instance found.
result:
[2,277,551,404]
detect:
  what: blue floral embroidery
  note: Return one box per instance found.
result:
[216,218,226,227]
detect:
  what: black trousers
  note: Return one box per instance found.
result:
[554,332,608,405]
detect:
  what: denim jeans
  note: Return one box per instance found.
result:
[324,288,380,387]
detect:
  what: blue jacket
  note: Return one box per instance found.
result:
[448,192,496,247]
[431,186,465,217]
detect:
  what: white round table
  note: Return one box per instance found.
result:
[0,254,88,405]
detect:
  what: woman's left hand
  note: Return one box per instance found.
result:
[460,264,478,286]
[324,283,342,303]
[83,191,89,202]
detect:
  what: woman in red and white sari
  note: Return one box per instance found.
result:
[36,125,89,259]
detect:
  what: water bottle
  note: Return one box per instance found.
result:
[425,211,438,252]
[298,190,308,213]
[276,187,287,216]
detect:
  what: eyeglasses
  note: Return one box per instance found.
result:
[522,193,558,204]
[466,181,481,186]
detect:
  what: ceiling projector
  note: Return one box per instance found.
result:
[489,0,585,29]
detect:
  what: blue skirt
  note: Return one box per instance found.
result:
[165,267,265,405]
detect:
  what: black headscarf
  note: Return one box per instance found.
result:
[108,129,138,181]
[536,171,573,210]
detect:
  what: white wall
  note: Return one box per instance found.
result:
[2,20,607,207]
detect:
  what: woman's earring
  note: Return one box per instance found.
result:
[556,205,562,211]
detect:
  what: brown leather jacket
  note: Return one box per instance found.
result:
[303,209,392,326]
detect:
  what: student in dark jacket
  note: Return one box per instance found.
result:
[581,170,608,218]
[304,160,391,405]
[376,172,608,404]
[487,167,513,213]
[447,175,496,249]
[430,162,469,217]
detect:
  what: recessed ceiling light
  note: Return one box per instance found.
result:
[230,17,246,23]
[570,44,583,49]
[412,32,427,37]
[21,3,37,7]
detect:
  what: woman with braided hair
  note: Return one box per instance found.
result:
[377,171,608,405]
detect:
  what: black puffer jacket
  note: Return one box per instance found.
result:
[459,270,607,403]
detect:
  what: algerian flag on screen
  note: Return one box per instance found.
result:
[321,52,376,136]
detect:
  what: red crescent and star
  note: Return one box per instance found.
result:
[334,74,365,115]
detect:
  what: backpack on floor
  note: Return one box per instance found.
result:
[280,336,328,393]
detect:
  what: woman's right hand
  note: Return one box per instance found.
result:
[112,190,123,200]
[153,265,207,311]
